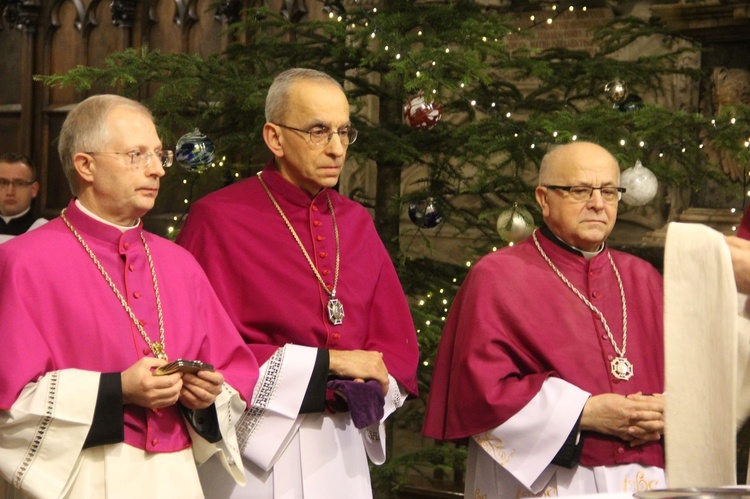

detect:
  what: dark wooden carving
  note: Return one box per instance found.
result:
[215,0,242,24]
[110,0,137,28]
[173,0,198,28]
[281,0,306,23]
[2,0,41,32]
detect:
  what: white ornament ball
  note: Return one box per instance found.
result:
[620,160,658,206]
[496,205,535,243]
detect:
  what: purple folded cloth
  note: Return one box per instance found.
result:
[326,379,385,429]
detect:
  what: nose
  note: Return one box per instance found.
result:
[586,189,606,209]
[325,132,346,156]
[145,155,166,178]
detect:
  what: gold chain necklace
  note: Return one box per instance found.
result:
[60,208,168,360]
[532,230,632,381]
[257,172,344,325]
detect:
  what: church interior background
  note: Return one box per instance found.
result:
[2,0,750,497]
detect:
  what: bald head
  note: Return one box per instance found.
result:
[535,141,621,251]
[538,142,619,187]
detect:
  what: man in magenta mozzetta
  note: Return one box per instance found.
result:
[177,68,419,498]
[423,141,666,498]
[0,95,258,498]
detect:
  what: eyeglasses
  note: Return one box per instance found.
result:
[545,185,626,203]
[273,123,358,146]
[86,150,174,169]
[0,178,35,190]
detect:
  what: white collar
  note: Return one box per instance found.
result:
[1,207,31,224]
[75,199,140,233]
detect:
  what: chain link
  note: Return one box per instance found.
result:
[532,230,628,358]
[256,171,340,299]
[61,209,168,360]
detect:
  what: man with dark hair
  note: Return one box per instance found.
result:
[0,152,47,243]
[0,94,259,497]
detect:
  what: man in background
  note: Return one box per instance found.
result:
[178,68,419,498]
[424,141,665,498]
[0,153,47,243]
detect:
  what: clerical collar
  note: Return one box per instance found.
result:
[1,207,31,224]
[75,199,140,233]
[539,225,604,261]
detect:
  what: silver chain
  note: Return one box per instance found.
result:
[256,171,341,299]
[60,209,168,360]
[532,230,628,358]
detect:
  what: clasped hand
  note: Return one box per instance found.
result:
[121,357,224,410]
[581,392,665,447]
[328,349,390,396]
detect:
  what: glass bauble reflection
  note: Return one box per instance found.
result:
[176,128,216,173]
[403,92,443,131]
[496,205,535,243]
[616,94,644,112]
[621,160,658,206]
[408,197,443,228]
[605,80,629,104]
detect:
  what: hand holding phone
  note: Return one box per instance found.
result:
[153,359,215,376]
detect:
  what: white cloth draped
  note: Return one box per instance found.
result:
[663,222,750,487]
[199,344,408,499]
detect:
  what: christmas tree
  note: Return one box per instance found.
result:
[41,1,750,494]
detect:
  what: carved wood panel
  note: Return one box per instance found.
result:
[0,0,241,215]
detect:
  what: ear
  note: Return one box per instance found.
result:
[535,185,550,217]
[263,123,285,158]
[73,152,96,185]
[30,181,39,199]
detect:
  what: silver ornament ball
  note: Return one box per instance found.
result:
[620,160,658,206]
[496,205,535,243]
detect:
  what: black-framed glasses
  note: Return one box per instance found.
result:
[0,178,35,189]
[273,123,358,146]
[545,185,626,203]
[86,150,174,169]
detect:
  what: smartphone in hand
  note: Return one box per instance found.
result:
[154,359,215,376]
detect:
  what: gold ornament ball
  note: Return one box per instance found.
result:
[605,80,629,104]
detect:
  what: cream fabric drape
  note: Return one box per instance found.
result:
[664,222,750,487]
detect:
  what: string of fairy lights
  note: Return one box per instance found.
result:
[162,0,750,339]
[334,0,750,196]
[315,0,750,337]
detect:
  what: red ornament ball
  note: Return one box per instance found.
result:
[403,93,443,130]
